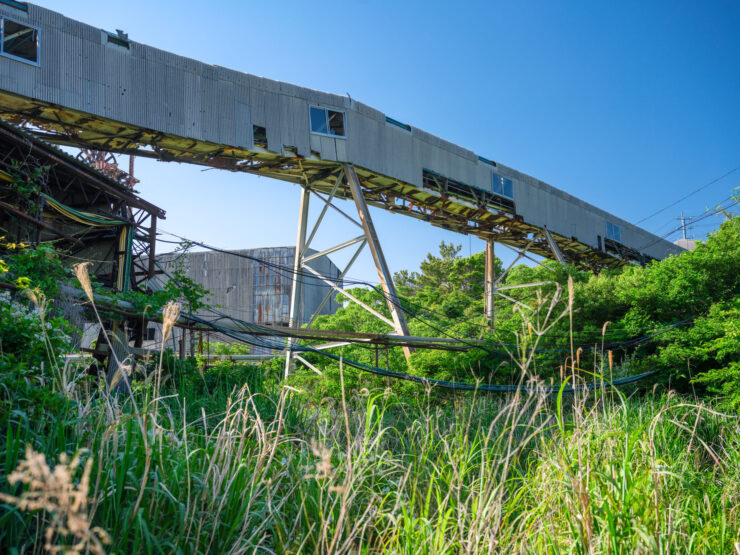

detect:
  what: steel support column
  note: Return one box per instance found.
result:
[344,164,414,360]
[284,185,310,378]
[543,226,566,265]
[485,239,496,331]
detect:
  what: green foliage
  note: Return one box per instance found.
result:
[0,218,739,551]
[0,242,67,296]
[208,341,250,355]
[1,366,739,552]
[616,219,740,323]
[117,267,210,319]
[4,159,49,214]
[663,297,740,408]
[0,290,72,374]
[296,217,740,402]
[160,268,210,312]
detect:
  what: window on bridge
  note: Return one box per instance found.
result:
[492,173,514,199]
[310,106,345,137]
[253,125,267,149]
[606,222,622,242]
[1,17,39,65]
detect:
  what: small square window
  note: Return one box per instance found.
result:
[606,222,621,242]
[309,106,346,137]
[146,327,156,341]
[327,110,345,136]
[492,173,514,200]
[253,125,267,148]
[1,18,39,64]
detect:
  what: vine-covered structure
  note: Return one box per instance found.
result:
[0,118,163,293]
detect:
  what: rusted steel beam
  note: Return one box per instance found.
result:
[485,239,496,331]
[147,215,157,280]
[0,124,165,219]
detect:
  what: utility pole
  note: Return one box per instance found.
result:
[675,211,692,240]
[484,239,495,332]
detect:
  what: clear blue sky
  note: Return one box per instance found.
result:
[41,0,740,282]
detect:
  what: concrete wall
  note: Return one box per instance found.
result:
[0,3,682,261]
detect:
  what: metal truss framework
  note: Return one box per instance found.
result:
[0,90,654,381]
[284,164,414,378]
[0,118,163,294]
[0,90,653,272]
[483,231,573,333]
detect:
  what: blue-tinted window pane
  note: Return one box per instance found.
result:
[503,178,513,199]
[492,173,514,198]
[310,107,327,134]
[492,174,503,195]
[606,222,622,242]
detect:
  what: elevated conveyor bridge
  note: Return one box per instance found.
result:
[0,2,684,370]
[0,3,681,270]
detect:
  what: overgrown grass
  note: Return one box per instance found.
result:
[1,357,739,553]
[1,269,738,553]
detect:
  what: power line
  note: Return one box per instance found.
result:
[635,166,740,225]
[152,235,700,356]
[637,197,738,252]
[181,304,661,393]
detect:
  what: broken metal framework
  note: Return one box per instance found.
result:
[0,117,163,294]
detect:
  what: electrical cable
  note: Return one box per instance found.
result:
[154,229,702,354]
[635,166,740,225]
[637,198,738,252]
[179,308,659,394]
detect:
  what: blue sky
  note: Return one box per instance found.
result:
[41,0,740,282]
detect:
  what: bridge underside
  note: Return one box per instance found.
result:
[0,89,644,270]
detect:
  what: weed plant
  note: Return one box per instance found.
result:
[0,271,739,553]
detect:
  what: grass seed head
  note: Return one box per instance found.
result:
[73,262,95,303]
[109,360,133,391]
[306,440,333,481]
[161,301,181,343]
[0,446,111,554]
[24,287,48,319]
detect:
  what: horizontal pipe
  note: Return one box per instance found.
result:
[2,282,485,351]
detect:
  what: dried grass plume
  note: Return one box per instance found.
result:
[0,446,111,554]
[73,262,94,303]
[161,301,181,343]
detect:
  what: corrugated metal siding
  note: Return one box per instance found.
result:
[0,3,683,261]
[152,247,341,331]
